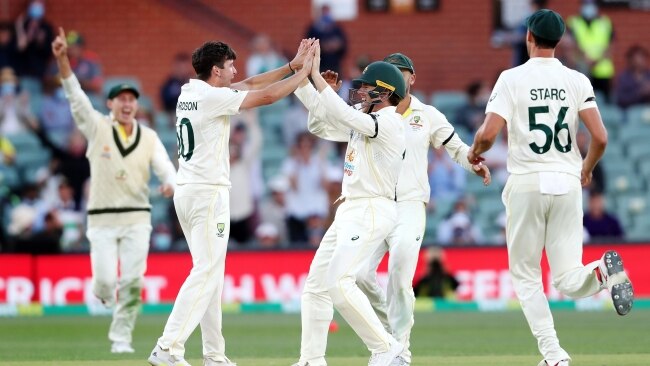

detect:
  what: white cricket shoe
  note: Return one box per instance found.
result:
[598,250,634,316]
[111,341,134,353]
[148,344,192,366]
[389,355,410,366]
[204,357,237,365]
[537,360,569,366]
[368,342,404,366]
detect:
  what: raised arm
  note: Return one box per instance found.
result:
[232,38,314,91]
[237,42,315,110]
[52,27,100,139]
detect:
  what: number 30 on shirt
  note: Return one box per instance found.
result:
[176,117,194,161]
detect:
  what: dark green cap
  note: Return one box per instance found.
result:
[383,53,415,73]
[107,83,140,100]
[527,9,565,42]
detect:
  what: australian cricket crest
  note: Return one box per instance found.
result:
[217,223,225,237]
[409,115,423,131]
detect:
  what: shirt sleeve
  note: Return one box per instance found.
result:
[428,108,473,172]
[61,74,103,139]
[205,87,249,116]
[151,135,177,187]
[578,73,598,111]
[318,87,385,139]
[485,73,514,123]
[294,83,350,142]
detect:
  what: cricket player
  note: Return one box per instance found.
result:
[148,39,316,366]
[468,9,633,366]
[290,43,406,366]
[356,53,491,366]
[52,28,177,354]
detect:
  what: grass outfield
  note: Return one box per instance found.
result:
[1,311,649,365]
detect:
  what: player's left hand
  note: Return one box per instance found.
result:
[581,168,592,187]
[159,184,174,198]
[290,38,315,71]
[321,70,342,92]
[473,163,491,186]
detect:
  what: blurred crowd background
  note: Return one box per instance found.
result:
[0,0,649,254]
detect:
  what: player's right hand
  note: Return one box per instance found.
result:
[581,168,593,187]
[51,27,68,58]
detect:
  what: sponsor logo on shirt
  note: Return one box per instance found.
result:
[101,145,111,159]
[489,93,497,103]
[346,148,357,162]
[344,162,355,176]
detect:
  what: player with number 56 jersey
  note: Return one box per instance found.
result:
[468,9,633,366]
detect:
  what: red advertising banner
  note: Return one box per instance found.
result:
[1,245,649,305]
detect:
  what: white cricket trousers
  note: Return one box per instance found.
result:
[503,173,601,363]
[357,200,426,364]
[157,184,231,361]
[299,197,399,366]
[87,222,152,344]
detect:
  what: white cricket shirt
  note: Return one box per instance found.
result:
[294,83,405,200]
[486,57,597,177]
[175,79,248,186]
[397,96,474,203]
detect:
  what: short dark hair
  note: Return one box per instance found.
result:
[191,41,237,81]
[531,32,559,49]
[626,44,649,61]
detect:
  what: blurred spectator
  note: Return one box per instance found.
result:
[14,0,54,79]
[509,0,548,67]
[576,128,605,194]
[583,191,624,241]
[246,34,286,77]
[63,31,103,95]
[229,113,262,245]
[282,94,309,146]
[413,247,459,298]
[437,199,481,246]
[160,52,192,118]
[281,132,329,245]
[454,80,491,132]
[305,4,347,74]
[40,77,74,137]
[482,130,509,185]
[428,146,466,204]
[0,133,16,165]
[259,175,289,245]
[255,222,281,249]
[26,119,89,210]
[0,22,18,71]
[0,67,34,135]
[614,45,650,109]
[567,0,615,101]
[7,204,62,254]
[50,179,84,251]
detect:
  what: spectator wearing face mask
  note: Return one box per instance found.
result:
[14,0,54,79]
[0,67,34,135]
[567,0,615,101]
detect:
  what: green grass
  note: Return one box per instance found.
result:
[1,311,649,365]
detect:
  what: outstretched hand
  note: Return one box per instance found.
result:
[472,163,491,186]
[300,42,318,75]
[290,38,315,71]
[51,27,67,58]
[310,40,321,78]
[321,70,342,92]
